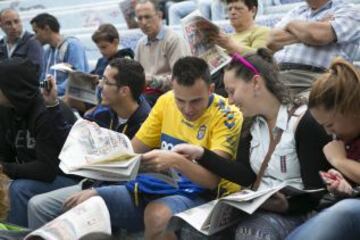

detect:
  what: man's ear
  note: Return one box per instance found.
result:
[157,10,163,20]
[209,83,215,94]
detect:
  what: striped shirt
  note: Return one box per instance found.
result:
[274,0,360,68]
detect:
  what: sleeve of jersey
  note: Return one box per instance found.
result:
[209,106,243,159]
[134,95,165,148]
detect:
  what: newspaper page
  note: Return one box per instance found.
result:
[181,10,231,74]
[25,196,111,240]
[50,63,98,104]
[59,120,180,186]
[59,119,141,181]
[119,0,138,29]
[168,184,287,236]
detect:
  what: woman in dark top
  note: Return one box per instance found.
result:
[286,59,360,240]
[174,49,332,240]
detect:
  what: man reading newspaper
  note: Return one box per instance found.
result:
[30,57,242,239]
[28,58,150,226]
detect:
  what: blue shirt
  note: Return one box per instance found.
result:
[42,36,89,96]
[274,0,360,68]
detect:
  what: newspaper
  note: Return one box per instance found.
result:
[50,63,98,104]
[181,10,231,74]
[168,183,323,235]
[25,196,111,240]
[59,119,180,187]
[119,0,138,29]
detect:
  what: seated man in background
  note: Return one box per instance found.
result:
[28,58,151,229]
[267,0,360,96]
[134,0,190,106]
[0,58,78,227]
[30,13,89,96]
[29,57,242,240]
[0,9,43,70]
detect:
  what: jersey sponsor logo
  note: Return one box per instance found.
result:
[160,133,186,150]
[197,125,207,140]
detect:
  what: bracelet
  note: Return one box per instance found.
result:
[46,99,60,108]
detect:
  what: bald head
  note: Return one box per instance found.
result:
[0,9,23,42]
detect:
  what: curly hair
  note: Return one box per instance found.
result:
[0,173,9,220]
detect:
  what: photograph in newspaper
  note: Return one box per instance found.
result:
[67,71,98,105]
[25,196,111,240]
[50,63,98,104]
[181,10,230,74]
[168,183,296,235]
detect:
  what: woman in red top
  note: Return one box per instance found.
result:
[287,58,360,240]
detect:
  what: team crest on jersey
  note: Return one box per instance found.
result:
[197,125,207,140]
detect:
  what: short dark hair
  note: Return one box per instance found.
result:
[225,0,258,9]
[172,56,211,86]
[92,24,119,44]
[30,13,60,33]
[109,58,145,100]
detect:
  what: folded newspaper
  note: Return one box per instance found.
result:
[50,63,98,104]
[181,10,231,74]
[59,119,179,186]
[25,196,111,240]
[168,183,325,235]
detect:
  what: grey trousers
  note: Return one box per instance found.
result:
[279,69,322,99]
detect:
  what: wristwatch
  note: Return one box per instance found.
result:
[350,186,360,197]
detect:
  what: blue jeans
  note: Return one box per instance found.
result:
[287,199,360,240]
[96,185,208,232]
[7,176,78,227]
[234,211,308,240]
[168,0,196,25]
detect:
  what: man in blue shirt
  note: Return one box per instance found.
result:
[30,13,89,96]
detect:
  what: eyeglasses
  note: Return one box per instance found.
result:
[231,53,260,75]
[101,77,118,87]
[135,14,157,22]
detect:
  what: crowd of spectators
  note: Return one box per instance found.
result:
[0,0,359,239]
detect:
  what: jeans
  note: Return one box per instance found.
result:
[168,0,196,25]
[7,176,78,227]
[168,0,226,25]
[286,199,360,240]
[27,184,82,229]
[198,0,226,21]
[234,211,308,240]
[96,185,208,232]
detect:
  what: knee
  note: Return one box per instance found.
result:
[9,179,31,197]
[28,194,47,215]
[144,202,172,231]
[326,199,360,218]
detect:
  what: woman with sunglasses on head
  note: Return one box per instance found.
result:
[286,59,360,240]
[174,48,332,240]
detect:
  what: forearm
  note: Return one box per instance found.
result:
[332,159,360,184]
[198,148,256,186]
[174,155,220,189]
[286,21,335,46]
[267,29,299,52]
[2,160,57,181]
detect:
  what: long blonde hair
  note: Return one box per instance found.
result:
[309,58,360,117]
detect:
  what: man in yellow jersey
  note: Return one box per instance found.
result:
[39,57,242,239]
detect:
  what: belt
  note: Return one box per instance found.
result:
[279,63,326,73]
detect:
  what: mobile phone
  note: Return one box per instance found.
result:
[40,80,51,91]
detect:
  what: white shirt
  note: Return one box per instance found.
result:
[250,104,307,191]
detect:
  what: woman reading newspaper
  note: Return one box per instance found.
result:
[286,59,360,240]
[174,49,332,240]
